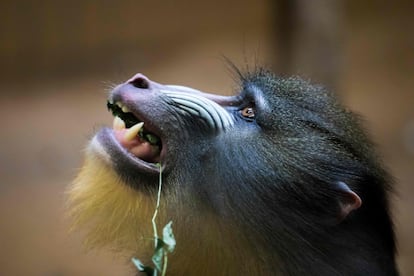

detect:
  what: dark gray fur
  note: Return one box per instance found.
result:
[112,70,398,275]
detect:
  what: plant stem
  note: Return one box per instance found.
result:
[162,252,168,276]
[152,164,163,247]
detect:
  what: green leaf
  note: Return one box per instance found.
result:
[152,238,165,272]
[131,258,155,275]
[162,221,176,252]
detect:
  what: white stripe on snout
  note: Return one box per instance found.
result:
[172,98,217,128]
[164,91,233,130]
[159,89,234,131]
[167,94,224,129]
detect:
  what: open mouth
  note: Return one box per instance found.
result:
[107,101,162,164]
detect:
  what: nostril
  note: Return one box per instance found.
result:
[129,76,150,89]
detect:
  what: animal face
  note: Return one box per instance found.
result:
[69,70,396,275]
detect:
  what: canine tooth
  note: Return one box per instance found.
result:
[113,116,126,130]
[116,101,123,108]
[121,105,130,113]
[124,122,144,141]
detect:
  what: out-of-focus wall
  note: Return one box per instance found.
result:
[0,0,272,85]
[0,1,412,275]
[343,3,414,274]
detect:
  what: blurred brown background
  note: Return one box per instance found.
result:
[0,0,413,275]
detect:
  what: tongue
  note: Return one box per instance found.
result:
[114,129,160,163]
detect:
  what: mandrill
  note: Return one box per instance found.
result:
[68,70,398,275]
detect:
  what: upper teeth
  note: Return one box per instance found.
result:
[113,116,126,130]
[124,122,144,141]
[110,103,160,146]
[113,116,151,143]
[115,101,130,113]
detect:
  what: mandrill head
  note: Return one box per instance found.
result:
[69,70,397,275]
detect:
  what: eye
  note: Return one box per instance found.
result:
[240,106,255,119]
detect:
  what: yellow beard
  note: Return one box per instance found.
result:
[67,152,158,255]
[68,146,273,275]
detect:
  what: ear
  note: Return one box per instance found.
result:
[334,181,362,221]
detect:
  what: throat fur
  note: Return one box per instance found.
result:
[67,154,157,253]
[67,152,274,275]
